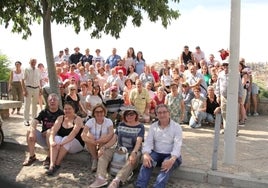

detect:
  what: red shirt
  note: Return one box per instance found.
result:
[115,66,127,75]
[220,51,229,60]
[151,70,160,82]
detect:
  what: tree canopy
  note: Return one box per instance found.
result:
[0,53,11,81]
[0,0,180,95]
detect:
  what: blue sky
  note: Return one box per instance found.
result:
[0,0,267,66]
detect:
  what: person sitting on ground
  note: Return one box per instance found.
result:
[103,85,124,126]
[65,84,87,117]
[205,86,221,125]
[81,104,114,172]
[89,107,144,188]
[181,82,194,124]
[135,104,182,188]
[22,93,64,167]
[129,79,151,123]
[189,86,207,128]
[45,101,85,176]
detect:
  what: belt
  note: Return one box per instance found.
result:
[26,85,39,89]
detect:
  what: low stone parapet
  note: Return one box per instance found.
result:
[0,100,22,119]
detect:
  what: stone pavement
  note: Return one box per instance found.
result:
[1,110,268,188]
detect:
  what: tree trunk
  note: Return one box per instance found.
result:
[42,0,61,107]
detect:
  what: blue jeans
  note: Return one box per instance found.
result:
[136,151,182,188]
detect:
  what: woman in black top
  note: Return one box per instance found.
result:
[46,101,84,176]
[65,84,87,116]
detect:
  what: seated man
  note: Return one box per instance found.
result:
[103,85,124,126]
[129,79,151,123]
[136,104,182,188]
[22,93,64,166]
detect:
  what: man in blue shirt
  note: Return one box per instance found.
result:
[106,48,121,68]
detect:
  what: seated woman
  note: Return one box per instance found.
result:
[89,107,145,188]
[189,86,207,128]
[206,86,220,125]
[81,104,114,172]
[65,84,87,117]
[46,101,85,176]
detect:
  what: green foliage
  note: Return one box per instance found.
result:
[0,0,180,39]
[0,53,11,81]
[258,86,268,99]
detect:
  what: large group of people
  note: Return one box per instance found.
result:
[8,45,259,187]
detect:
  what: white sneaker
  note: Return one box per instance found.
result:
[253,112,259,116]
[195,123,201,128]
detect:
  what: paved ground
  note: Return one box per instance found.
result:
[1,108,268,187]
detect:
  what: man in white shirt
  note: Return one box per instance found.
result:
[136,104,182,188]
[21,58,42,126]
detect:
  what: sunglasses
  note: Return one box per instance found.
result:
[126,111,136,116]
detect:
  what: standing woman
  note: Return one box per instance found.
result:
[89,107,144,188]
[8,61,24,115]
[135,51,146,76]
[81,104,114,172]
[123,47,136,70]
[46,101,85,176]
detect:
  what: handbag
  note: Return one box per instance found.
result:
[109,146,129,176]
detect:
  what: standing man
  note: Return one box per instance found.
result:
[21,58,42,126]
[69,46,83,65]
[22,93,64,166]
[136,104,182,188]
[215,61,243,134]
[106,48,121,68]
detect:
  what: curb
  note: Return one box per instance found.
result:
[3,139,268,188]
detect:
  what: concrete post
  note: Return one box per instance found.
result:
[223,0,241,164]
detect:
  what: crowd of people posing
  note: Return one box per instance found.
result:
[9,45,259,187]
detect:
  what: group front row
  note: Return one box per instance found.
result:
[23,93,182,188]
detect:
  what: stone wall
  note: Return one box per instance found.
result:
[257,98,268,115]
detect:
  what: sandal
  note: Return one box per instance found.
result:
[22,155,37,166]
[45,165,60,176]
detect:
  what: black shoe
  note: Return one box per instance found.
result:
[43,156,50,169]
[45,165,60,176]
[24,121,30,126]
[22,155,37,166]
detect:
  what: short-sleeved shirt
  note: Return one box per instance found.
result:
[35,108,64,132]
[85,117,113,140]
[116,122,145,152]
[129,88,150,114]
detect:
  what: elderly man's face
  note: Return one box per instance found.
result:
[156,106,170,121]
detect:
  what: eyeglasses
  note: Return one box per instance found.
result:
[70,88,76,91]
[127,111,136,116]
[157,111,168,115]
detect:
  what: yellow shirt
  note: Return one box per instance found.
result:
[129,88,150,114]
